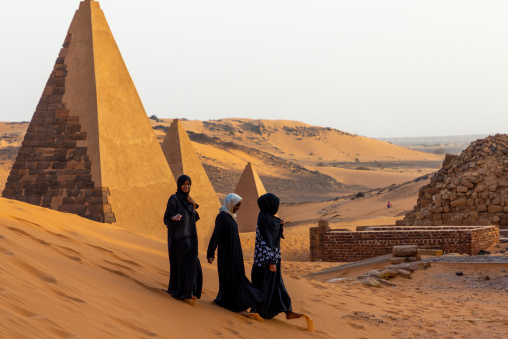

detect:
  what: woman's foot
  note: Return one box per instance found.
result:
[238,311,264,322]
[285,311,304,320]
[182,296,197,305]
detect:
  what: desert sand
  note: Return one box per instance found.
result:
[1,119,507,338]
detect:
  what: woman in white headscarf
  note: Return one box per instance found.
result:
[207,193,263,319]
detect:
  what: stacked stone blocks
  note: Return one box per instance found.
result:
[2,33,115,223]
[399,135,508,228]
[310,220,330,261]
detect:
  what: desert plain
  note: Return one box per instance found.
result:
[1,119,507,338]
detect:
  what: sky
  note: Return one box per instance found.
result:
[1,0,507,138]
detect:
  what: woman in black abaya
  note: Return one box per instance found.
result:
[251,193,303,320]
[163,175,202,302]
[207,193,263,319]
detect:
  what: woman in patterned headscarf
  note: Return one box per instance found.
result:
[251,193,303,320]
[207,193,263,319]
[163,175,202,303]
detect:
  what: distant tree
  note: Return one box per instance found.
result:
[433,148,446,155]
[149,115,160,122]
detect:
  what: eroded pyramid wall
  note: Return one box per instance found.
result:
[2,0,176,238]
[400,134,508,228]
[234,162,267,233]
[161,119,220,249]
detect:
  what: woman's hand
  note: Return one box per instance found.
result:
[187,196,196,208]
[172,214,182,221]
[207,257,214,264]
[269,263,277,273]
[280,219,285,227]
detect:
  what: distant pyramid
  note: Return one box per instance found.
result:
[2,0,176,238]
[160,119,221,248]
[234,162,267,233]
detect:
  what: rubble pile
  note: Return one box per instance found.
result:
[400,134,508,228]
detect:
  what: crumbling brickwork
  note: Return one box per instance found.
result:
[400,134,508,228]
[316,226,499,262]
[1,33,115,223]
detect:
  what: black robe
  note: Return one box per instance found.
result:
[164,193,202,300]
[251,193,292,319]
[207,211,263,312]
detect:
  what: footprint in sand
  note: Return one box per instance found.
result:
[52,289,87,304]
[43,325,76,339]
[13,260,57,284]
[346,322,365,330]
[5,302,42,318]
[102,260,135,272]
[87,243,114,253]
[111,253,142,267]
[110,316,158,337]
[98,265,130,278]
[0,246,14,256]
[7,226,50,246]
[222,326,241,335]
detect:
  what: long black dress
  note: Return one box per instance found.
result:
[251,193,292,319]
[207,211,263,312]
[164,191,202,300]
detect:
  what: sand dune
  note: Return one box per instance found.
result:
[0,197,400,338]
[161,118,443,164]
[308,166,434,190]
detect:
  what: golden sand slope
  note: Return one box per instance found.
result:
[0,197,398,338]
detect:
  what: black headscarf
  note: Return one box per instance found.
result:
[257,193,283,250]
[176,175,194,214]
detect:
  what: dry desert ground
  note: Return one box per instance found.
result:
[1,120,507,338]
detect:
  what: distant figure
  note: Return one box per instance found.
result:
[387,202,392,208]
[207,193,263,319]
[251,193,304,321]
[163,175,202,303]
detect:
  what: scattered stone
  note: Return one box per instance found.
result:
[456,272,464,276]
[359,277,381,288]
[377,279,397,287]
[389,257,406,265]
[393,245,418,257]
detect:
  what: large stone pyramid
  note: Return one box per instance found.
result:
[160,119,221,248]
[2,0,176,238]
[400,134,508,228]
[234,162,267,233]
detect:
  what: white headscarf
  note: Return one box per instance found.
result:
[220,193,243,221]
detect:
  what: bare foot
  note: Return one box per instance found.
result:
[183,296,197,305]
[238,311,264,322]
[285,311,304,320]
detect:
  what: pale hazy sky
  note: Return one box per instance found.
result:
[1,0,507,138]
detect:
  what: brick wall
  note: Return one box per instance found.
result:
[1,33,115,223]
[315,226,499,262]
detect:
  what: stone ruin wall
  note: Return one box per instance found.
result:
[399,134,508,228]
[1,34,115,223]
[312,226,499,262]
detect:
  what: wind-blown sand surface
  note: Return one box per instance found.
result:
[3,196,507,338]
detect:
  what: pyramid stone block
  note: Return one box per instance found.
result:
[161,119,221,249]
[234,162,267,233]
[2,0,176,238]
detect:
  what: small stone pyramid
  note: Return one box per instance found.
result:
[160,119,221,249]
[2,0,176,239]
[234,162,267,233]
